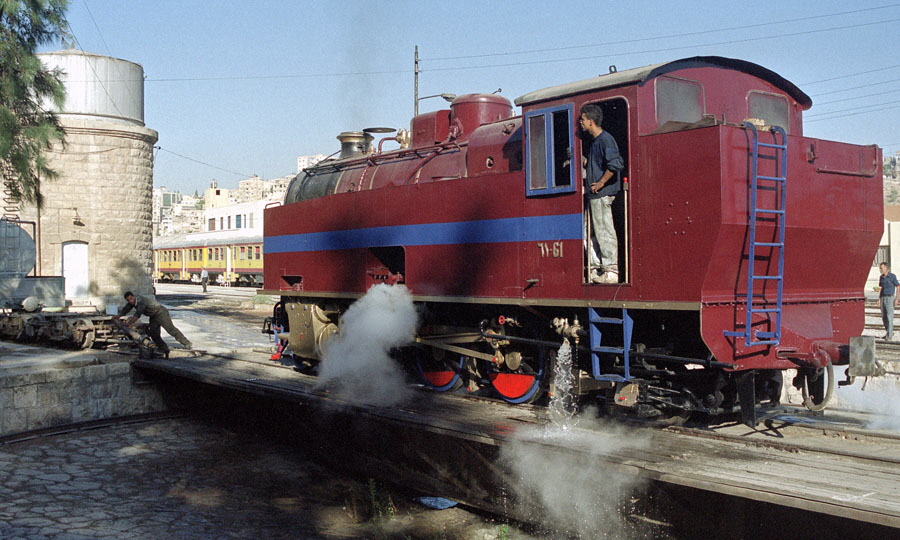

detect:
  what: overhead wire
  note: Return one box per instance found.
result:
[63,7,251,180]
[816,88,900,106]
[66,3,900,161]
[813,77,900,96]
[426,3,900,62]
[146,68,409,82]
[59,16,127,119]
[807,99,900,117]
[154,147,252,178]
[133,8,900,82]
[802,63,900,85]
[805,104,900,122]
[80,0,111,57]
[419,17,900,73]
[423,5,900,136]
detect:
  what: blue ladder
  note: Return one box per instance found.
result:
[725,122,788,348]
[589,308,634,381]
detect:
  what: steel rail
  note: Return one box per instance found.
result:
[0,411,185,446]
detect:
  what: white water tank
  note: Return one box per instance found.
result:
[37,49,145,126]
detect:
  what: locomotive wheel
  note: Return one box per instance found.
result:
[415,346,464,392]
[487,329,546,404]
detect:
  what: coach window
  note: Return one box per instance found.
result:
[525,104,575,196]
[748,91,789,133]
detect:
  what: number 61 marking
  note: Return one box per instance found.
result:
[538,241,563,258]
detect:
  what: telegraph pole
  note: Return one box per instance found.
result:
[414,46,420,117]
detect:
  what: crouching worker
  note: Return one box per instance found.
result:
[117,291,193,354]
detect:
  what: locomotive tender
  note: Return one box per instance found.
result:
[261,56,883,425]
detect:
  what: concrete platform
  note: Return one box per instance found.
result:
[133,352,900,535]
[0,341,109,374]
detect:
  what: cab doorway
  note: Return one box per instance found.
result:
[581,97,628,285]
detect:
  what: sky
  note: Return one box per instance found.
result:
[45,1,900,195]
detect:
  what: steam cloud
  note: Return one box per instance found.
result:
[831,376,900,431]
[499,411,652,539]
[317,284,418,407]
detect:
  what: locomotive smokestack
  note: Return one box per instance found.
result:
[336,131,374,159]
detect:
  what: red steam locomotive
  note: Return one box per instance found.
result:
[261,56,883,425]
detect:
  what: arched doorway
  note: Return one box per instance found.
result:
[62,241,89,298]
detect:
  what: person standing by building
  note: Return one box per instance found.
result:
[117,291,192,354]
[579,103,624,284]
[878,262,899,340]
[200,267,209,293]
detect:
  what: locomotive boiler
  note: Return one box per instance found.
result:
[260,56,883,425]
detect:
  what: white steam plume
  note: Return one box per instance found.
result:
[317,284,418,407]
[831,376,900,431]
[499,410,652,539]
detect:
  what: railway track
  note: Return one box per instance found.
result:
[666,412,900,465]
[0,411,185,446]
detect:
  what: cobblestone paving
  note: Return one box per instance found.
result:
[0,418,359,539]
[0,418,528,540]
[166,304,273,354]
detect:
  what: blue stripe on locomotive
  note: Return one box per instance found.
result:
[264,213,582,253]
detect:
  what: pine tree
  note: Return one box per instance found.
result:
[0,0,69,210]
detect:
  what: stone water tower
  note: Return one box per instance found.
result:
[15,49,159,311]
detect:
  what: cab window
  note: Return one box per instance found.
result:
[655,76,704,128]
[748,91,789,133]
[525,104,575,196]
